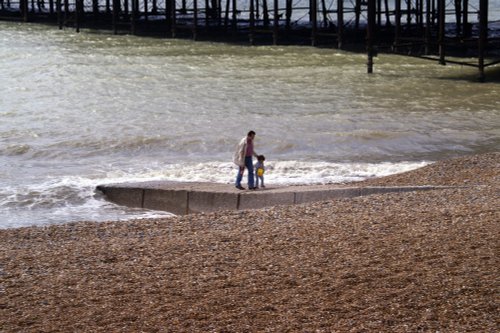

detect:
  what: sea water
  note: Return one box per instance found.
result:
[0,20,499,228]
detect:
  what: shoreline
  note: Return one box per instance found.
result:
[1,152,498,332]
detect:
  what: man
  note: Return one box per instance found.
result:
[233,130,259,190]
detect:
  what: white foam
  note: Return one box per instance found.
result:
[135,160,430,185]
[0,159,429,229]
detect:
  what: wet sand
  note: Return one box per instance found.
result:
[1,153,498,332]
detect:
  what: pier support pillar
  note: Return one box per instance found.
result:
[21,0,28,21]
[262,0,269,27]
[75,0,80,32]
[454,0,461,36]
[478,0,488,82]
[425,0,431,54]
[49,0,54,16]
[131,0,138,34]
[193,0,198,40]
[231,0,237,33]
[310,0,317,46]
[57,0,62,29]
[144,0,149,21]
[285,0,292,32]
[463,0,469,37]
[367,0,376,73]
[249,0,255,44]
[204,0,210,28]
[273,0,279,45]
[438,0,445,65]
[92,0,98,22]
[393,0,401,52]
[171,0,177,37]
[112,0,119,34]
[337,0,343,49]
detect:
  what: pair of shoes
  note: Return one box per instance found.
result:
[249,187,257,190]
[235,185,246,190]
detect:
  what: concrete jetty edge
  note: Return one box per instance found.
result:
[96,181,457,215]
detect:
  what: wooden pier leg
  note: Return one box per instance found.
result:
[406,0,411,29]
[417,0,423,29]
[262,0,269,27]
[249,0,255,44]
[224,0,229,29]
[75,0,80,32]
[273,0,279,45]
[463,0,469,36]
[144,0,148,21]
[171,0,177,37]
[438,0,445,65]
[92,0,98,22]
[165,0,171,33]
[63,0,68,26]
[367,0,375,73]
[478,0,488,82]
[205,0,210,28]
[311,0,317,46]
[454,0,461,36]
[112,0,119,34]
[231,0,237,33]
[22,0,28,21]
[217,0,222,25]
[285,0,292,31]
[337,0,343,49]
[394,0,401,52]
[131,0,137,34]
[49,0,54,16]
[193,0,198,40]
[419,0,424,28]
[431,0,436,26]
[57,0,62,28]
[425,0,431,54]
[377,0,381,26]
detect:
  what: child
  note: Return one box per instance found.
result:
[255,155,266,188]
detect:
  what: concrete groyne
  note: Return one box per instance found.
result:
[96,181,454,215]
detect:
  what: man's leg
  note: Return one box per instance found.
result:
[245,156,255,189]
[235,166,244,188]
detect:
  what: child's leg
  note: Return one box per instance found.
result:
[259,176,264,187]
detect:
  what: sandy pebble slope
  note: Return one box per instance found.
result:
[0,153,498,332]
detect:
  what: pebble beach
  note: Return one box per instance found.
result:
[1,152,498,332]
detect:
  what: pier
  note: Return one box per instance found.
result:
[1,0,499,80]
